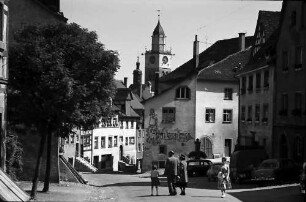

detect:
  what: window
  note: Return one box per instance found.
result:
[138,143,141,152]
[247,105,253,122]
[94,137,98,149]
[0,3,3,41]
[101,137,106,148]
[248,75,253,93]
[303,3,306,28]
[282,51,289,71]
[293,92,302,116]
[71,134,74,143]
[126,121,129,129]
[125,137,128,145]
[295,47,303,70]
[205,108,215,123]
[241,106,246,121]
[108,136,113,148]
[264,70,269,88]
[262,104,269,123]
[255,104,260,122]
[162,107,175,123]
[114,136,118,147]
[129,137,135,145]
[159,145,167,154]
[241,77,246,95]
[176,86,190,99]
[223,109,232,123]
[291,11,296,27]
[131,121,134,129]
[256,73,261,91]
[120,136,123,143]
[280,93,288,116]
[224,88,233,100]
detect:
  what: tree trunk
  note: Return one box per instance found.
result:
[30,131,47,199]
[42,130,52,192]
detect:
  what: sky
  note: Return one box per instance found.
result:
[60,0,283,86]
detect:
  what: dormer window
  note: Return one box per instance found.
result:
[176,86,190,99]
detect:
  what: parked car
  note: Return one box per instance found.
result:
[299,162,306,198]
[207,162,223,182]
[253,158,301,183]
[187,159,212,177]
[230,149,268,183]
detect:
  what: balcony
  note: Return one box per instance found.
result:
[246,118,252,124]
[262,117,268,125]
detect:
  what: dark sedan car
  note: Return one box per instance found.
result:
[253,158,301,183]
[187,159,212,177]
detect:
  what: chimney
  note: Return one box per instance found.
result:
[239,33,245,51]
[124,77,128,87]
[154,72,159,95]
[193,35,199,68]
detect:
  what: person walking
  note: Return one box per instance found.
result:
[164,150,179,195]
[217,157,231,198]
[150,164,160,196]
[177,154,188,195]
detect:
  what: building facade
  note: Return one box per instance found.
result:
[0,0,8,170]
[142,33,254,171]
[236,11,280,157]
[82,80,144,172]
[273,1,306,164]
[8,0,67,181]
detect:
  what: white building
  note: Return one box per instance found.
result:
[82,80,144,171]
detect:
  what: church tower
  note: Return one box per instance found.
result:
[132,56,142,98]
[145,16,173,91]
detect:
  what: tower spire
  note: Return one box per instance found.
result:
[157,10,160,21]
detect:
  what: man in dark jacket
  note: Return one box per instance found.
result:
[164,150,179,195]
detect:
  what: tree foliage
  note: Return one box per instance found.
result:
[8,23,120,198]
[8,23,119,134]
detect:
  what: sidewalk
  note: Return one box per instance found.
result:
[16,181,117,202]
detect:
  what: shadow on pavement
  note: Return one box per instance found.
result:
[228,185,303,202]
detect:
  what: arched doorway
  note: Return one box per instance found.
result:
[201,137,213,158]
[280,134,288,159]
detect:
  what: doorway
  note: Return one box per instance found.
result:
[224,139,232,157]
[93,156,99,168]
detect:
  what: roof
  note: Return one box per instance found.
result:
[256,10,280,40]
[114,80,127,89]
[153,20,165,36]
[198,47,252,81]
[238,10,281,74]
[130,92,144,110]
[159,36,254,86]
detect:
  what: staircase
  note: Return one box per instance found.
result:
[75,157,98,173]
[59,155,88,184]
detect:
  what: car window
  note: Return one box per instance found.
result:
[188,162,200,166]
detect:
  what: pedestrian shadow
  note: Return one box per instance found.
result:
[137,194,169,197]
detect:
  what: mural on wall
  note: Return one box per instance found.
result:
[146,108,193,145]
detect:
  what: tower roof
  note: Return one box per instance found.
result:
[153,20,165,36]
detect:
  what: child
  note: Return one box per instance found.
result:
[217,168,227,197]
[150,164,160,196]
[218,157,231,198]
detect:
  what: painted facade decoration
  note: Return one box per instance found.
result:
[146,108,193,145]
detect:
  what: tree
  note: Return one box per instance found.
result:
[8,23,119,199]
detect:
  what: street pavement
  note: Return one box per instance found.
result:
[16,172,304,202]
[82,172,304,202]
